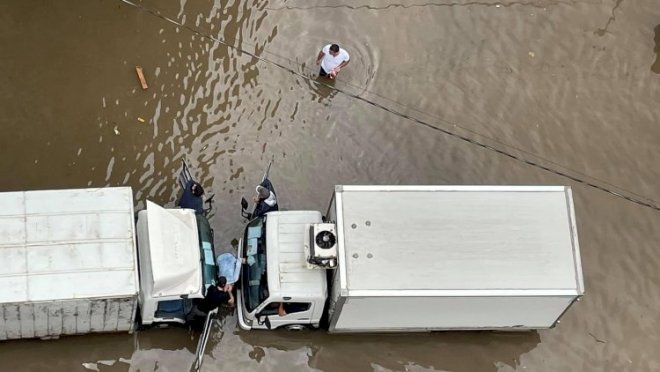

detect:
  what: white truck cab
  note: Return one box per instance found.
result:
[136,201,218,325]
[237,211,327,330]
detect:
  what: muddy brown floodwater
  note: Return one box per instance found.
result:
[1,0,660,371]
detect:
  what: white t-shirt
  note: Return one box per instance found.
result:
[264,191,277,207]
[321,44,350,72]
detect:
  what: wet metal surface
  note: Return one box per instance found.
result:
[1,0,660,371]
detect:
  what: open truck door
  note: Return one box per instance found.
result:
[192,308,219,371]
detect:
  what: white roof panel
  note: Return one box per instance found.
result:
[144,201,202,297]
[266,211,326,296]
[0,187,138,303]
[336,186,583,293]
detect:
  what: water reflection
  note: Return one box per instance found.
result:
[95,0,278,210]
[309,77,340,104]
[594,0,624,37]
[127,347,196,372]
[0,333,135,371]
[652,24,660,74]
[187,311,540,372]
[232,326,540,372]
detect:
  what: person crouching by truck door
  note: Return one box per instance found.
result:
[252,185,278,218]
[188,276,234,321]
[178,180,205,215]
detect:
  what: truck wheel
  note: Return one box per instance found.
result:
[284,324,307,331]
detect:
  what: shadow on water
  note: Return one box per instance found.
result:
[594,0,624,36]
[236,329,540,371]
[0,333,135,371]
[307,75,340,104]
[0,327,200,371]
[652,24,660,74]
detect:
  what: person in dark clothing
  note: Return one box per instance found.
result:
[252,184,278,218]
[178,180,205,214]
[198,276,234,312]
[187,276,233,320]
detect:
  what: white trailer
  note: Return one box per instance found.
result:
[237,185,584,333]
[0,188,138,340]
[326,185,584,332]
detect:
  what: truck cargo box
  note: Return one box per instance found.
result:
[0,188,139,340]
[327,185,584,333]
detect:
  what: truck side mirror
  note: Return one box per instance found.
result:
[256,313,272,330]
[240,197,252,219]
[204,193,215,216]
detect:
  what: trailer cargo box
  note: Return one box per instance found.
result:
[327,185,584,333]
[0,188,139,340]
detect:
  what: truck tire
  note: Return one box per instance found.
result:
[284,324,307,331]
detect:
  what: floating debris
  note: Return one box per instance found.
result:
[135,66,148,90]
[588,332,607,343]
[81,363,99,372]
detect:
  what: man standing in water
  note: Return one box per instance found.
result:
[316,43,350,79]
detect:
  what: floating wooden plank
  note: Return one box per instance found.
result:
[135,66,148,90]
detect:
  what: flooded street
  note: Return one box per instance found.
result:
[1,0,660,370]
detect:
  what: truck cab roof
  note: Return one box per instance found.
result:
[265,211,326,298]
[136,201,204,299]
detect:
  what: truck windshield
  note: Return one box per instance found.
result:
[196,214,217,288]
[242,216,268,312]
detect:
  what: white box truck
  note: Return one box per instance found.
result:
[236,185,584,332]
[0,187,218,341]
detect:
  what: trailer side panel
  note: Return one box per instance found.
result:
[330,294,577,332]
[0,297,137,340]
